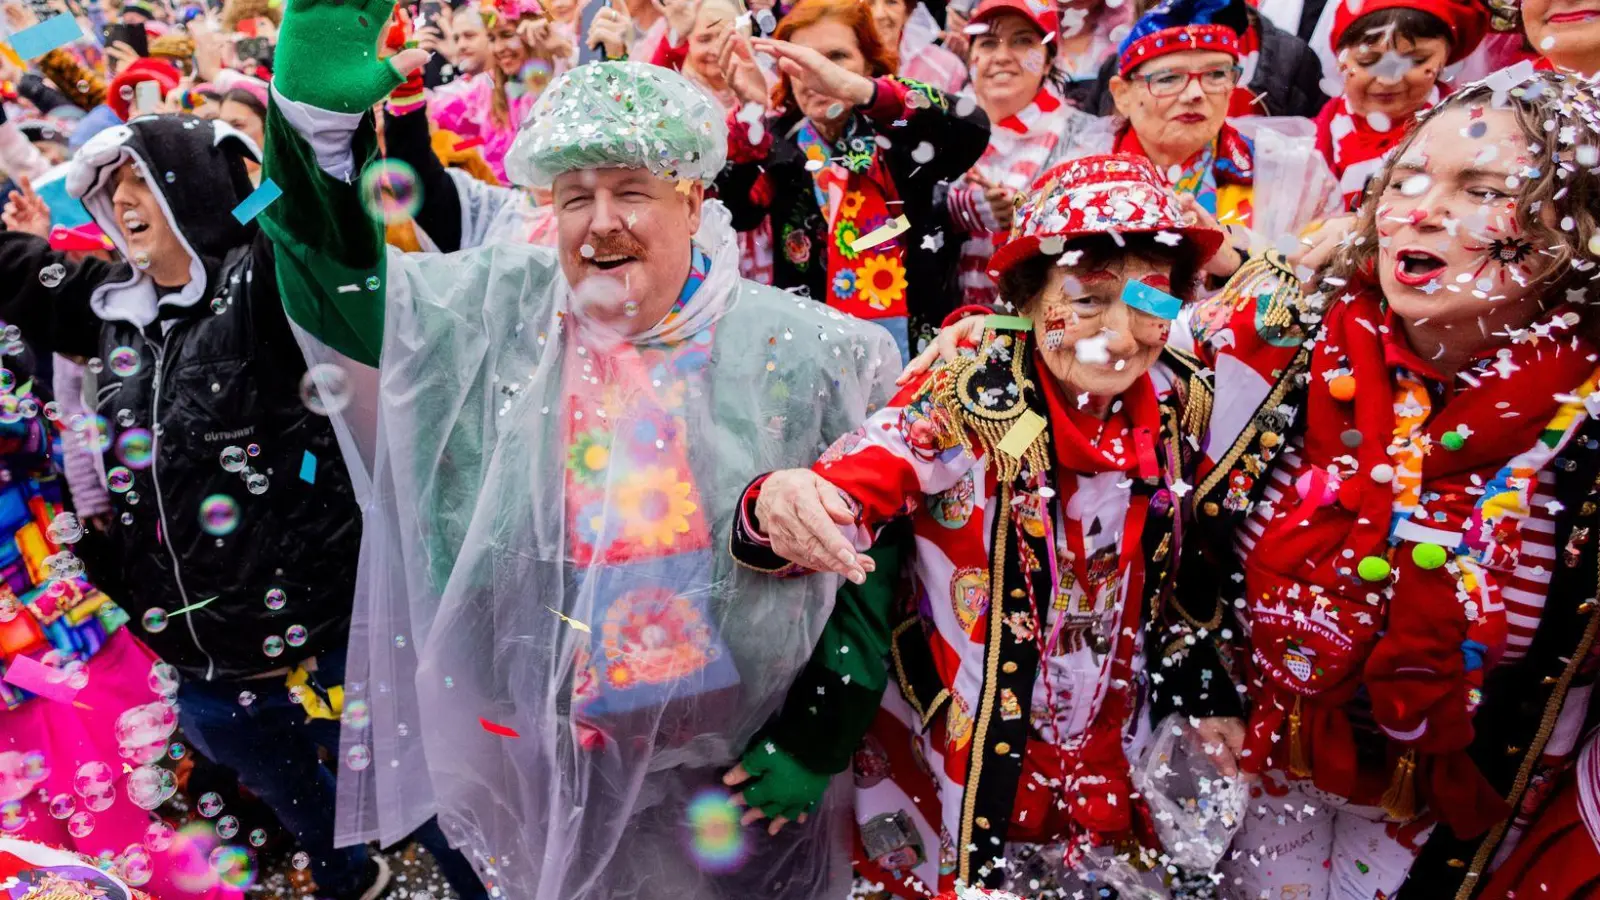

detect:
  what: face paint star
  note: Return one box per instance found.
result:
[1419,280,1444,295]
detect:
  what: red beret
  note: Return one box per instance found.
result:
[1331,0,1490,65]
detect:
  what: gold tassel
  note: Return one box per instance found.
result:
[1381,750,1419,821]
[1288,696,1312,778]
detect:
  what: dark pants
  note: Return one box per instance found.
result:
[176,651,488,899]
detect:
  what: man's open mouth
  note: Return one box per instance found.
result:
[590,254,637,271]
[122,210,150,235]
[1394,249,1447,286]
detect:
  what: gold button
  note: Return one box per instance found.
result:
[1203,502,1220,516]
[1002,662,1019,674]
[1581,601,1597,615]
[994,742,1012,755]
[1447,859,1466,869]
[1505,746,1522,756]
[975,816,990,829]
[1009,589,1025,599]
[1543,676,1559,685]
[1260,432,1281,449]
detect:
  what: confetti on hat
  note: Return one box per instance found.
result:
[503,61,729,188]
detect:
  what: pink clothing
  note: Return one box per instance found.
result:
[2,631,238,900]
[428,73,539,182]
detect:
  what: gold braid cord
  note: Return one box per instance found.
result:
[1227,251,1305,336]
[926,330,1050,485]
[37,48,105,111]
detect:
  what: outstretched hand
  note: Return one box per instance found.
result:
[272,0,430,113]
[3,177,51,240]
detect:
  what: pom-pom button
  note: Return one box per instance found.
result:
[1358,555,1392,581]
[1329,375,1357,401]
[1412,543,1448,570]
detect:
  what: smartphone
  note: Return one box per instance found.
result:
[234,35,271,64]
[419,0,444,23]
[102,22,149,57]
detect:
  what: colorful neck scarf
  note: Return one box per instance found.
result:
[1241,288,1598,837]
[1115,122,1255,227]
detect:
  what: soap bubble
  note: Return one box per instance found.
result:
[215,814,240,839]
[116,427,153,469]
[212,842,256,889]
[264,588,287,610]
[141,608,169,633]
[72,761,115,798]
[44,551,85,581]
[291,851,310,870]
[197,791,224,818]
[345,744,372,771]
[1,800,25,832]
[285,624,308,647]
[148,661,180,698]
[126,765,177,810]
[108,467,135,492]
[248,828,268,847]
[39,263,66,287]
[342,697,371,729]
[118,845,155,886]
[144,820,176,852]
[219,445,247,472]
[67,810,95,837]
[108,345,142,377]
[198,494,240,536]
[299,363,352,416]
[360,159,422,225]
[245,472,269,495]
[684,788,747,873]
[262,635,285,657]
[48,793,76,819]
[47,512,84,545]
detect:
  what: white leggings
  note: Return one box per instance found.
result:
[1219,774,1435,900]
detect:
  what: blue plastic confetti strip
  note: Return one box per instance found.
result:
[231,178,283,225]
[299,450,316,484]
[10,13,82,59]
[1121,279,1182,321]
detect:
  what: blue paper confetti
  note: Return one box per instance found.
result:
[299,450,316,484]
[10,14,83,60]
[231,179,283,225]
[1121,279,1182,321]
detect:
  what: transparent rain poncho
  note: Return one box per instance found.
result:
[299,197,900,900]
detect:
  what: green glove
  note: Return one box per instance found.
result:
[736,739,831,821]
[272,0,411,113]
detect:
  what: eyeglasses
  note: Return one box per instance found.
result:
[1136,65,1243,98]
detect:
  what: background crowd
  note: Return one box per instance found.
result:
[1,0,1599,897]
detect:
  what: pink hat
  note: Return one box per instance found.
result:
[988,153,1224,278]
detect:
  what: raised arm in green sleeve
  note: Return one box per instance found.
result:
[255,0,425,367]
[259,106,386,367]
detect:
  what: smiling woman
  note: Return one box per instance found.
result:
[1523,0,1600,74]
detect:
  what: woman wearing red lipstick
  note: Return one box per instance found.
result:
[1107,0,1340,276]
[1176,70,1600,899]
[1521,0,1600,75]
[724,155,1241,896]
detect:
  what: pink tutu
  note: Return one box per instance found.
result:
[1,631,242,900]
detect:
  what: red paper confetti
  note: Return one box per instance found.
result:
[453,136,485,152]
[479,717,521,738]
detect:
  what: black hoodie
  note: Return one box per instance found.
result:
[0,115,361,681]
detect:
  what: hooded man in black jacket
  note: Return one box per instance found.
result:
[0,114,486,900]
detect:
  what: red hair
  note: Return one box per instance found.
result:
[771,0,898,115]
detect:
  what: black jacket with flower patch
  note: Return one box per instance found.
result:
[715,76,989,346]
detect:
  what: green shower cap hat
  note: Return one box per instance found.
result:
[503,61,730,188]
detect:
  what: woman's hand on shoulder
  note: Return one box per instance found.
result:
[896,314,986,385]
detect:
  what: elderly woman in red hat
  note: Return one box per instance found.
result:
[723,154,1241,897]
[1106,0,1339,274]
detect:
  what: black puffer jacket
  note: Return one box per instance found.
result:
[0,116,359,681]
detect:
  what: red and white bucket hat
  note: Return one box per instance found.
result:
[987,153,1225,279]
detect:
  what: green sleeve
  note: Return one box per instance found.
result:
[759,518,912,774]
[257,103,387,368]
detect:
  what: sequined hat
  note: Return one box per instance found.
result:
[988,153,1225,279]
[1117,0,1245,77]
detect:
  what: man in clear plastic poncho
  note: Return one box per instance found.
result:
[254,4,900,896]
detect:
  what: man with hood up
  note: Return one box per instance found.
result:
[253,0,903,894]
[0,116,488,900]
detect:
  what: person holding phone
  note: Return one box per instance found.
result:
[428,0,573,180]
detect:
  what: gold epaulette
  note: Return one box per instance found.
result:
[926,328,1050,485]
[1227,250,1308,336]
